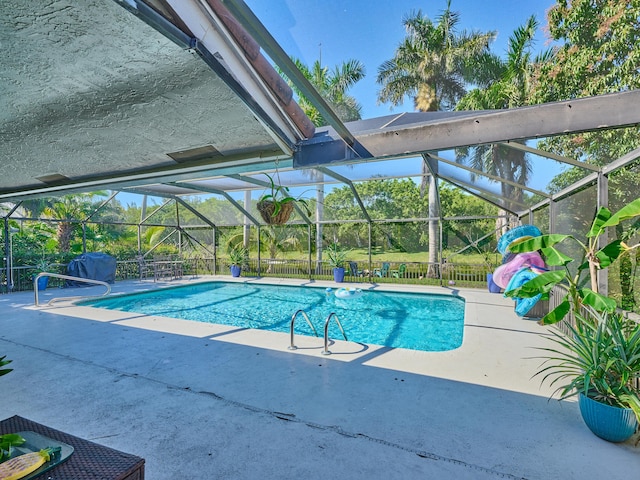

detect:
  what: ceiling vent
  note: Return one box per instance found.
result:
[167,145,223,164]
[36,174,71,185]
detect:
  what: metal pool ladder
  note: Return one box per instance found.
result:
[34,272,111,306]
[289,309,319,350]
[322,312,348,355]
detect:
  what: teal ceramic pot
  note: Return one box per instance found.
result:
[578,393,638,443]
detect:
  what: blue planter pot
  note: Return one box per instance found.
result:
[230,265,241,277]
[578,393,638,442]
[487,273,501,293]
[333,267,345,283]
[34,275,49,291]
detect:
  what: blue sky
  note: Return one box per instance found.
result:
[120,1,561,206]
[239,0,564,195]
[246,0,557,118]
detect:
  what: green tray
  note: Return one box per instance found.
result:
[5,431,74,479]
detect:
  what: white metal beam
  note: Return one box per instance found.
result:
[295,90,640,167]
[497,142,600,171]
[428,154,550,198]
[165,0,301,152]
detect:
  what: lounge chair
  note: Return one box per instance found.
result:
[349,261,364,277]
[374,262,390,277]
[392,263,407,278]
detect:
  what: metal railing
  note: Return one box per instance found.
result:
[2,257,498,293]
[322,312,347,355]
[1,264,68,293]
[288,309,319,350]
[34,272,111,306]
[205,257,495,287]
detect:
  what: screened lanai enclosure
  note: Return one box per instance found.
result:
[2,1,640,312]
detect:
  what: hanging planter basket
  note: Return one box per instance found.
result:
[257,200,294,225]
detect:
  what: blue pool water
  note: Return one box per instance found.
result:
[82,282,465,352]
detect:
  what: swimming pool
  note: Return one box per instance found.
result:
[82,282,465,352]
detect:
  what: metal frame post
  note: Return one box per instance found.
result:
[257,225,261,276]
[213,227,217,274]
[368,222,372,280]
[597,172,609,295]
[308,224,312,280]
[3,219,9,293]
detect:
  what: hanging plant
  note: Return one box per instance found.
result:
[256,173,310,225]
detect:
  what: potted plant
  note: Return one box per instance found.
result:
[256,173,310,225]
[228,246,248,277]
[505,198,640,442]
[326,242,347,283]
[32,258,51,291]
[535,310,640,442]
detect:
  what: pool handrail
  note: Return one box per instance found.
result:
[289,309,319,350]
[322,312,348,355]
[34,272,111,306]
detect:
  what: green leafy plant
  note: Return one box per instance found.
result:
[325,243,347,269]
[228,246,248,267]
[503,199,640,431]
[256,173,310,225]
[0,433,25,462]
[534,310,640,424]
[33,257,50,273]
[505,198,640,324]
[0,355,12,377]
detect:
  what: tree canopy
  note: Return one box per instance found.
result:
[533,0,640,164]
[283,58,365,127]
[376,0,494,111]
[455,16,552,210]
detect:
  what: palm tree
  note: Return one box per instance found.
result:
[377,3,494,112]
[376,1,495,274]
[289,58,365,125]
[43,193,107,253]
[260,226,302,269]
[283,57,365,268]
[455,16,554,231]
[17,198,52,219]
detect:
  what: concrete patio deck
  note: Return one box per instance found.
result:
[1,277,638,479]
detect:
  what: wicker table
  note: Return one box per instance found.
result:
[0,415,144,479]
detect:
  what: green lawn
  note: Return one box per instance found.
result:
[265,248,500,266]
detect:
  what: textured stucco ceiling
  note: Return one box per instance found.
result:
[2,0,639,208]
[0,0,284,199]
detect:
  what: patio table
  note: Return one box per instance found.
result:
[0,415,144,479]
